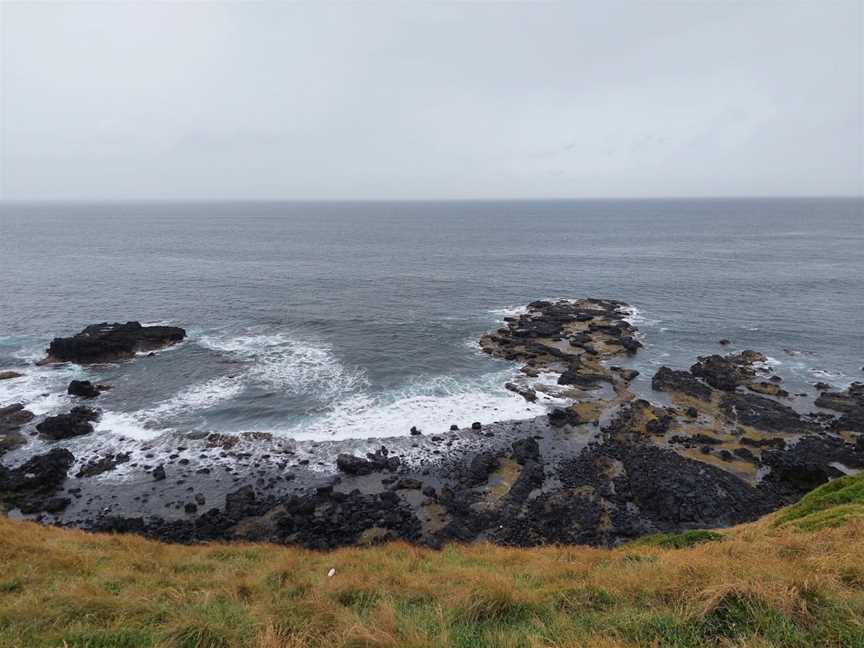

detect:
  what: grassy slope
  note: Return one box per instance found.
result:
[1,475,864,648]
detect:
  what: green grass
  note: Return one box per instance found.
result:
[775,471,864,530]
[625,529,724,549]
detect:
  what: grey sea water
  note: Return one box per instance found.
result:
[1,198,862,444]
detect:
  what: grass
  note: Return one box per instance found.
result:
[1,473,864,647]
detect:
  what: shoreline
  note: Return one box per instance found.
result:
[1,299,862,548]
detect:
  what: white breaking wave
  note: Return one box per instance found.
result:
[0,363,80,415]
[151,376,245,417]
[621,305,661,327]
[488,305,529,320]
[272,371,544,441]
[198,331,368,401]
[94,375,246,440]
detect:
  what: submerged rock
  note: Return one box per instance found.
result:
[45,321,186,364]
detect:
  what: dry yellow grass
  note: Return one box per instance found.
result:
[1,484,864,647]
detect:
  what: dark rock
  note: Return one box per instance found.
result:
[471,422,482,430]
[467,452,499,485]
[747,381,789,398]
[36,406,99,440]
[720,393,813,433]
[547,408,584,428]
[76,453,130,478]
[46,321,186,364]
[619,336,642,354]
[670,433,722,446]
[224,485,257,519]
[336,447,400,475]
[396,478,422,490]
[152,465,166,481]
[740,437,786,450]
[449,424,459,431]
[512,437,540,464]
[0,404,34,456]
[718,339,731,346]
[651,367,712,401]
[0,371,23,380]
[690,353,761,391]
[733,447,758,463]
[410,426,422,435]
[67,380,101,399]
[505,382,537,402]
[610,367,640,382]
[0,448,75,513]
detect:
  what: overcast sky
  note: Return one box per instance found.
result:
[1,1,861,200]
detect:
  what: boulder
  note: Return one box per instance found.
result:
[336,447,400,475]
[512,437,540,464]
[36,406,99,440]
[67,380,101,399]
[0,371,23,380]
[45,321,186,364]
[467,452,499,485]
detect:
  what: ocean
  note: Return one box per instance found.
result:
[1,198,862,447]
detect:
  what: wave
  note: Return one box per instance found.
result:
[270,370,545,441]
[621,305,661,327]
[197,331,368,401]
[488,305,529,320]
[93,376,246,440]
[0,363,81,415]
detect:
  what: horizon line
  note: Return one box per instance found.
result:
[1,194,862,206]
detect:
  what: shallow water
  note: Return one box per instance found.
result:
[1,198,862,444]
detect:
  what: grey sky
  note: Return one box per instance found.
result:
[1,1,861,200]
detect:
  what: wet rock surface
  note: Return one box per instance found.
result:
[45,321,186,364]
[36,406,99,440]
[3,300,864,549]
[0,404,34,456]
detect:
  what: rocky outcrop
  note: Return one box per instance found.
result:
[336,447,400,475]
[0,448,74,513]
[816,383,864,432]
[689,351,765,391]
[36,406,99,440]
[651,367,712,401]
[0,404,34,456]
[719,392,813,433]
[45,321,186,364]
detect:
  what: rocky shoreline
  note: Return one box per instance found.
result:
[1,302,862,548]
